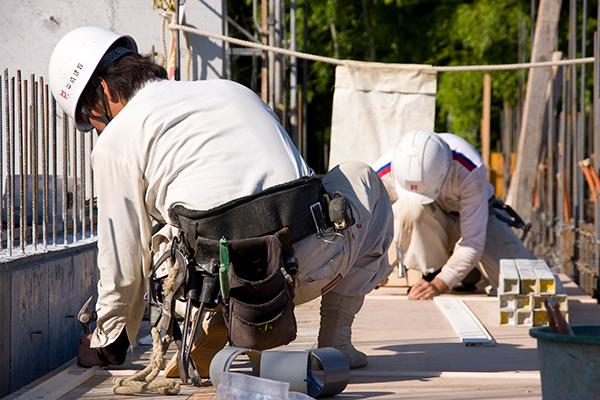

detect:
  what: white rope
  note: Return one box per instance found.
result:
[169,23,595,71]
[433,57,595,72]
[169,23,346,65]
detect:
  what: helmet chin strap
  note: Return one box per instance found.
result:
[80,73,111,125]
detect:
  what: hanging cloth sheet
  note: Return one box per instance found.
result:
[328,61,437,170]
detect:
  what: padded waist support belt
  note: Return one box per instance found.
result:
[173,176,328,250]
[209,347,350,398]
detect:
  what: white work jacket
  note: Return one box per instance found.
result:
[90,79,312,348]
[373,133,495,287]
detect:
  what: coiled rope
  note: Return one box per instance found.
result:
[168,23,595,72]
[112,251,183,395]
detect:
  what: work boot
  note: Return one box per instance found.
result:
[164,311,228,378]
[317,292,368,369]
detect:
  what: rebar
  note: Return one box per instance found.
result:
[62,112,68,245]
[80,127,86,239]
[32,77,38,250]
[8,74,14,256]
[41,78,48,249]
[51,96,57,246]
[72,125,77,242]
[18,72,25,252]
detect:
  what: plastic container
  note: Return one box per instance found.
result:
[529,325,600,400]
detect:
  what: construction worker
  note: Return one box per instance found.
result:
[373,130,535,300]
[48,26,393,374]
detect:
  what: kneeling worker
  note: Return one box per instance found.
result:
[48,27,393,376]
[373,130,536,300]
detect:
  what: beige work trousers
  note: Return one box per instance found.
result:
[394,199,536,290]
[292,161,394,305]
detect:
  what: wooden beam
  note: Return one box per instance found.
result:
[482,73,491,180]
[506,0,563,223]
[15,364,99,400]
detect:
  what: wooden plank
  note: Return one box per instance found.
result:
[481,73,491,180]
[506,0,563,223]
[434,297,496,347]
[14,365,99,400]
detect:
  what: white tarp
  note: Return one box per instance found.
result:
[328,61,437,170]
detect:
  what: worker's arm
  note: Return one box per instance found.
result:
[89,143,153,351]
[434,166,491,291]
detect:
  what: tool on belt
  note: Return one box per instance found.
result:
[147,176,355,386]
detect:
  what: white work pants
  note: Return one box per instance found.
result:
[292,161,394,305]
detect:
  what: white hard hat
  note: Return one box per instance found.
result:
[48,26,137,132]
[392,130,452,204]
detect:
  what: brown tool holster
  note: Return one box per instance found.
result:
[171,176,330,351]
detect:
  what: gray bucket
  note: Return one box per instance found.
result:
[529,325,600,400]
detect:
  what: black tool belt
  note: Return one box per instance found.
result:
[173,175,328,252]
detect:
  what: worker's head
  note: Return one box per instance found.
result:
[49,26,167,132]
[392,130,452,204]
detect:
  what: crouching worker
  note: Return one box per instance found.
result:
[373,130,535,300]
[48,26,393,378]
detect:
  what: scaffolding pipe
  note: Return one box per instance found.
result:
[289,0,298,146]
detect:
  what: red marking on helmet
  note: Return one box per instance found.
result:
[60,90,69,100]
[411,185,418,191]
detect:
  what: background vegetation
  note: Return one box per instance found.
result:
[227,0,599,173]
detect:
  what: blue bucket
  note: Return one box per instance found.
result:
[529,325,600,400]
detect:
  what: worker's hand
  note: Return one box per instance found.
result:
[407,277,449,300]
[77,334,108,367]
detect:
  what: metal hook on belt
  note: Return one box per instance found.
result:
[310,202,345,244]
[170,234,181,259]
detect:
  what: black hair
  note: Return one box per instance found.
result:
[78,43,168,118]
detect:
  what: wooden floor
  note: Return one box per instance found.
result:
[6,271,600,400]
[5,297,322,400]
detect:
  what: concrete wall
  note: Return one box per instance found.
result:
[0,243,99,397]
[0,0,224,81]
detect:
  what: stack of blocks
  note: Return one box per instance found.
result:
[498,259,568,327]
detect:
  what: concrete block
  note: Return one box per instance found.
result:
[500,310,516,326]
[516,259,538,294]
[516,309,533,326]
[499,294,530,309]
[533,309,549,327]
[499,259,520,294]
[499,294,517,310]
[531,259,555,294]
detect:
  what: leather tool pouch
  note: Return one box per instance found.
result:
[221,234,297,350]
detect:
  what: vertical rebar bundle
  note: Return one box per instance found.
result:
[0,69,96,257]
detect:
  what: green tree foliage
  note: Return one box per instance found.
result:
[227,0,598,172]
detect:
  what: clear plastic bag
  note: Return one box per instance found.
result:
[215,372,314,400]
